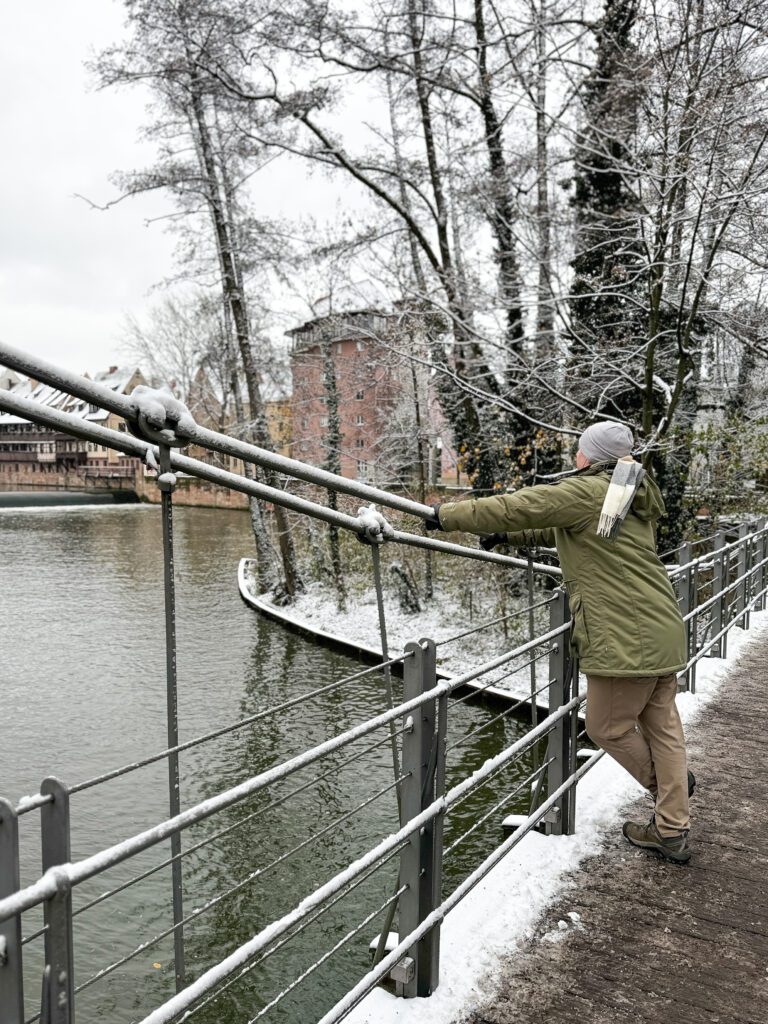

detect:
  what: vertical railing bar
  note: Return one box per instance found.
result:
[0,799,24,1024]
[527,558,539,785]
[544,588,572,835]
[429,675,447,993]
[722,541,730,659]
[417,639,441,997]
[736,523,749,631]
[398,641,426,997]
[676,543,692,691]
[158,444,185,991]
[757,519,767,612]
[712,531,726,657]
[370,545,404,971]
[40,778,73,1024]
[690,559,700,694]
[369,545,403,789]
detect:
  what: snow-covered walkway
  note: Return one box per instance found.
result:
[346,610,768,1024]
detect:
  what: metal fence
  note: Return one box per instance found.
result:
[0,343,766,1024]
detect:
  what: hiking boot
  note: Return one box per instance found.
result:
[623,818,691,864]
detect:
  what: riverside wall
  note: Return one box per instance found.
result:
[0,467,249,510]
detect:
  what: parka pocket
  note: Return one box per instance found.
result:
[569,590,590,653]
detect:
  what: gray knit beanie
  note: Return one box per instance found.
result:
[578,421,634,464]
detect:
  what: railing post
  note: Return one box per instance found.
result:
[398,639,442,998]
[0,800,24,1024]
[711,531,727,657]
[756,518,767,612]
[40,778,73,1024]
[736,523,749,629]
[676,543,693,691]
[158,444,185,991]
[544,588,576,836]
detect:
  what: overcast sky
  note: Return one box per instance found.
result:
[0,2,373,379]
[0,3,185,374]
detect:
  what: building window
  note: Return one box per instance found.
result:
[301,417,309,429]
[357,459,368,477]
[356,414,364,426]
[356,439,364,449]
[320,415,328,427]
[356,340,364,351]
[356,390,364,401]
[336,342,342,354]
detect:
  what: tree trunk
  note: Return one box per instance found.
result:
[187,75,302,597]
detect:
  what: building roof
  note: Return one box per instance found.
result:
[286,309,393,351]
[0,366,142,427]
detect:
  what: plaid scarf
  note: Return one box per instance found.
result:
[597,458,646,541]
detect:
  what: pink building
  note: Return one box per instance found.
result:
[288,310,462,486]
[288,311,401,482]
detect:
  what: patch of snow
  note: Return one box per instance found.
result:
[259,577,551,701]
[344,609,768,1024]
[356,504,396,545]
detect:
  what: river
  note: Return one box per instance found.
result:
[1,502,538,1024]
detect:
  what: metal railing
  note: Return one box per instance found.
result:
[0,344,766,1024]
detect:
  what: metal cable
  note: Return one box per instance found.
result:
[69,655,411,796]
[435,597,554,647]
[448,651,554,710]
[14,792,53,817]
[313,750,606,1024]
[72,773,407,997]
[447,723,556,815]
[246,886,408,1023]
[682,555,768,622]
[689,532,721,548]
[70,724,416,921]
[20,923,47,947]
[443,758,556,860]
[446,677,555,752]
[175,843,408,1022]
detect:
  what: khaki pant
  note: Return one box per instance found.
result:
[585,673,689,835]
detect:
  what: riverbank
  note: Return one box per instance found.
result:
[239,561,553,704]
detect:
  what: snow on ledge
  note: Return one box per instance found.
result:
[345,609,768,1024]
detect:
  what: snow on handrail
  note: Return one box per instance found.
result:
[667,525,767,578]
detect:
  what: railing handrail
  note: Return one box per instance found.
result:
[0,384,562,577]
[0,341,433,520]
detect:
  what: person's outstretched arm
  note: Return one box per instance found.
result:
[436,479,594,537]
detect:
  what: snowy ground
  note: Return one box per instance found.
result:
[258,579,552,697]
[343,608,768,1024]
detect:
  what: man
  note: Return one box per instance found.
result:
[428,421,692,863]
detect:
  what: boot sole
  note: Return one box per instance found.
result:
[623,827,691,864]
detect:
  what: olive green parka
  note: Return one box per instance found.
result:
[438,464,686,677]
